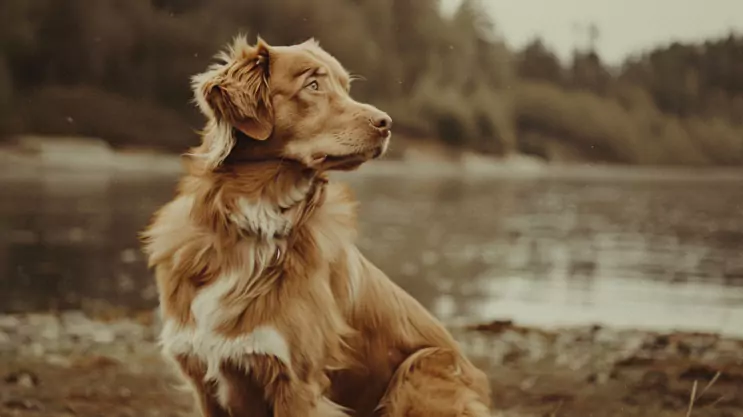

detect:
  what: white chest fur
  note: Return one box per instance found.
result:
[160,273,292,382]
[157,182,359,408]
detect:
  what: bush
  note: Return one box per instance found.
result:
[1,0,740,166]
[14,86,198,151]
[514,81,743,165]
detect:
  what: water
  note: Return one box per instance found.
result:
[1,164,742,336]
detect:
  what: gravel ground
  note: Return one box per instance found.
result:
[1,312,742,417]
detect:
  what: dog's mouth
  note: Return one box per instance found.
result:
[311,146,385,171]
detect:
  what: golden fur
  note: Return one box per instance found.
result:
[141,36,491,417]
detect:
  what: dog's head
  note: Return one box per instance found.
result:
[191,36,391,171]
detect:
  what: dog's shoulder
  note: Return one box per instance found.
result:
[141,192,198,267]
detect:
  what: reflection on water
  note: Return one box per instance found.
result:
[1,166,742,336]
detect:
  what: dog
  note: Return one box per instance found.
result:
[141,36,491,417]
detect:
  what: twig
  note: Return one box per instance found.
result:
[705,395,727,409]
[695,371,721,402]
[549,400,564,417]
[686,370,723,416]
[685,380,698,417]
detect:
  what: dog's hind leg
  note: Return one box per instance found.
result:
[376,347,492,417]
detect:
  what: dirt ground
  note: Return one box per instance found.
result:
[0,312,741,417]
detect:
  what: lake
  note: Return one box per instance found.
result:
[1,162,742,336]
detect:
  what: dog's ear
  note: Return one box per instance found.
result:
[194,38,274,141]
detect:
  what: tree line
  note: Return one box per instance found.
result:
[0,0,741,165]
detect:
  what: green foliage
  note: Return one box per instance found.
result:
[0,0,740,165]
[514,80,743,165]
[0,0,515,154]
[620,36,743,122]
[515,33,743,165]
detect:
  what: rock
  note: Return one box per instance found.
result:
[26,314,59,333]
[4,370,40,388]
[46,354,72,367]
[471,320,514,334]
[60,310,93,336]
[0,330,11,345]
[119,387,133,398]
[29,342,45,357]
[39,319,62,340]
[3,398,45,411]
[639,370,668,390]
[0,315,21,329]
[615,355,655,368]
[92,327,116,344]
[73,355,120,370]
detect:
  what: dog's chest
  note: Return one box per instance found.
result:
[157,182,359,384]
[160,272,293,380]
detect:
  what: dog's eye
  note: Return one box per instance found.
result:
[306,80,319,91]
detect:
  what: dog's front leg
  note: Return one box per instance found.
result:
[247,356,348,417]
[173,355,231,417]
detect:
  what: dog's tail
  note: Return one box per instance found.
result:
[376,347,492,417]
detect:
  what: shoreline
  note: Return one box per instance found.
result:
[2,135,743,182]
[1,311,741,417]
[2,136,742,415]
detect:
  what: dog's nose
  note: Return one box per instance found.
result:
[371,114,393,135]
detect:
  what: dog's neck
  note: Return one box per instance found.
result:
[187,158,327,242]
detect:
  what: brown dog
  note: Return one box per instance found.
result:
[141,36,491,417]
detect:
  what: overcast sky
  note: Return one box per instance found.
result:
[441,0,743,65]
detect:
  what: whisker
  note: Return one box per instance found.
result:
[349,73,366,83]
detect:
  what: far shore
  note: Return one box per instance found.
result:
[2,135,743,183]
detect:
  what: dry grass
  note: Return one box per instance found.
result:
[685,371,722,417]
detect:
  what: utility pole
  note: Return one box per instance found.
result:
[571,21,600,53]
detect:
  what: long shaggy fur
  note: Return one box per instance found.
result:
[141,35,492,417]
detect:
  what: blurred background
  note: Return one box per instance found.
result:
[1,0,742,163]
[1,1,743,416]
